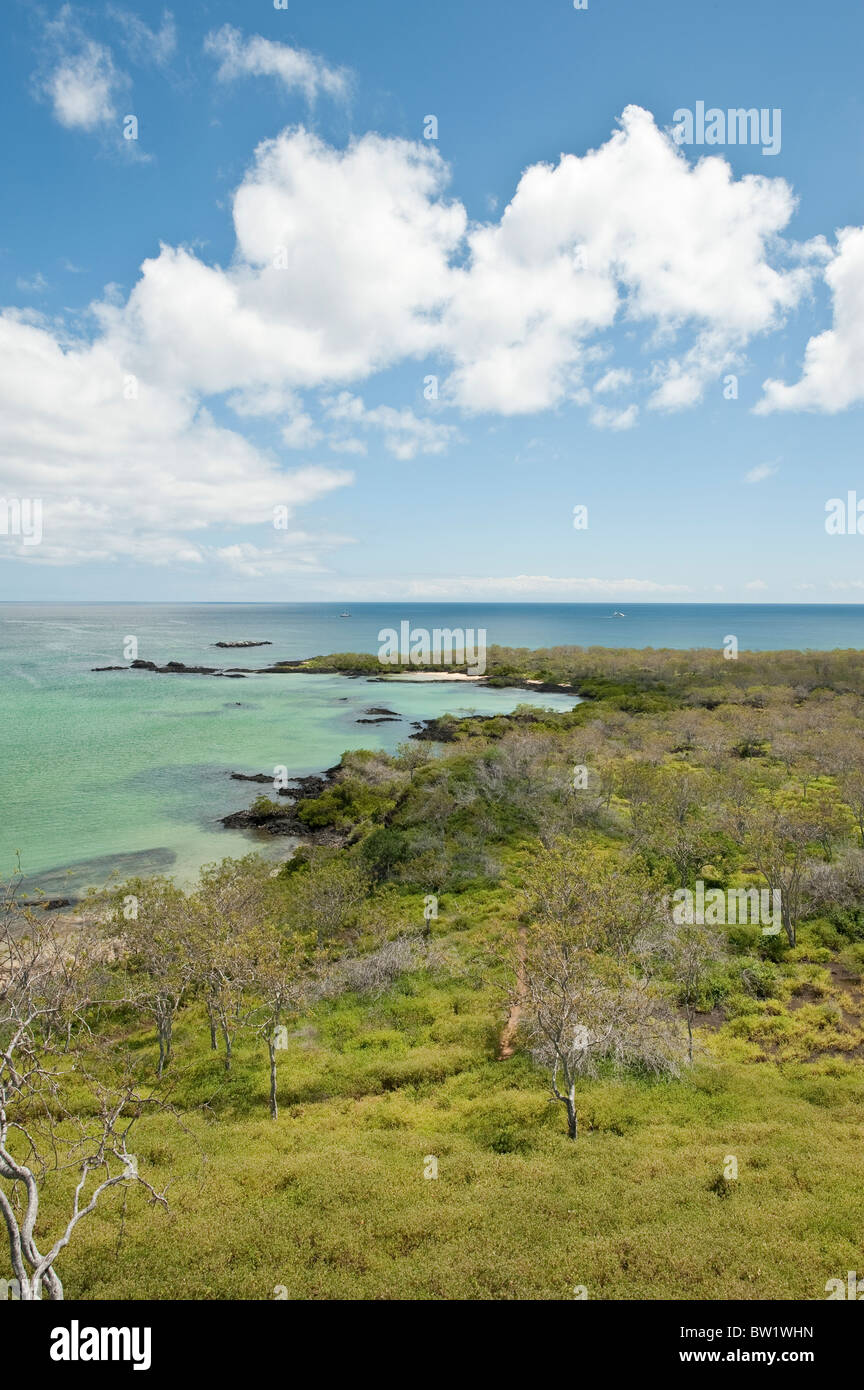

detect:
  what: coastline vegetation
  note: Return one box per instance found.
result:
[4,644,864,1299]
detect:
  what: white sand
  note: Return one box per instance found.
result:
[380,671,484,682]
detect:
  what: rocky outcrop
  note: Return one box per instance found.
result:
[213,640,272,648]
[356,705,401,724]
[409,715,461,742]
[93,657,305,677]
[220,767,341,844]
[90,659,252,677]
[134,659,247,678]
[220,805,297,834]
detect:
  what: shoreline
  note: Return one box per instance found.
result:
[28,675,580,901]
[216,693,570,840]
[90,655,577,697]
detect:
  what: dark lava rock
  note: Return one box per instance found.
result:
[220,765,342,840]
[126,659,247,678]
[220,807,296,833]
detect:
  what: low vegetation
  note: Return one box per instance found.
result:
[3,644,864,1300]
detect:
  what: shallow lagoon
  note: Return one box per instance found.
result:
[0,608,576,890]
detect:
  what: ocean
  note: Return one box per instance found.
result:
[2,602,862,894]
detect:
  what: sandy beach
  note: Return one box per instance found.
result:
[380,671,485,682]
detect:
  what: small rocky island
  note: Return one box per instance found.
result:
[212,640,272,648]
[357,706,401,724]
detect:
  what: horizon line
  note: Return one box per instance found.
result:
[3,599,864,609]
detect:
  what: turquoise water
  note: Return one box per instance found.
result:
[2,602,862,893]
[0,604,579,891]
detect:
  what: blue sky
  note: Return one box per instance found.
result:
[1,0,863,603]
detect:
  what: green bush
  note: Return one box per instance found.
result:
[360,828,411,882]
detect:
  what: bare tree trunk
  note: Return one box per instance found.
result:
[207,997,218,1050]
[156,1014,172,1077]
[220,1017,232,1072]
[1,1160,63,1299]
[565,1089,578,1141]
[0,1182,32,1296]
[552,1063,579,1141]
[268,1039,278,1120]
[783,897,796,948]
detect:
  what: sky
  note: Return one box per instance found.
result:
[1,0,863,604]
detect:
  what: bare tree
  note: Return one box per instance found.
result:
[744,805,824,947]
[661,917,726,1064]
[0,891,166,1299]
[193,858,274,1071]
[837,767,864,850]
[107,878,195,1076]
[518,845,683,1139]
[521,928,683,1140]
[522,840,665,966]
[804,849,864,918]
[246,927,310,1120]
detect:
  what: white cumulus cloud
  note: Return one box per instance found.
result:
[443,106,810,414]
[757,226,864,413]
[0,311,353,568]
[4,101,854,575]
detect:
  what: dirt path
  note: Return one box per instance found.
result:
[498,925,527,1059]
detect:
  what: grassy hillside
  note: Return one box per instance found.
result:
[6,645,864,1301]
[56,949,864,1300]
